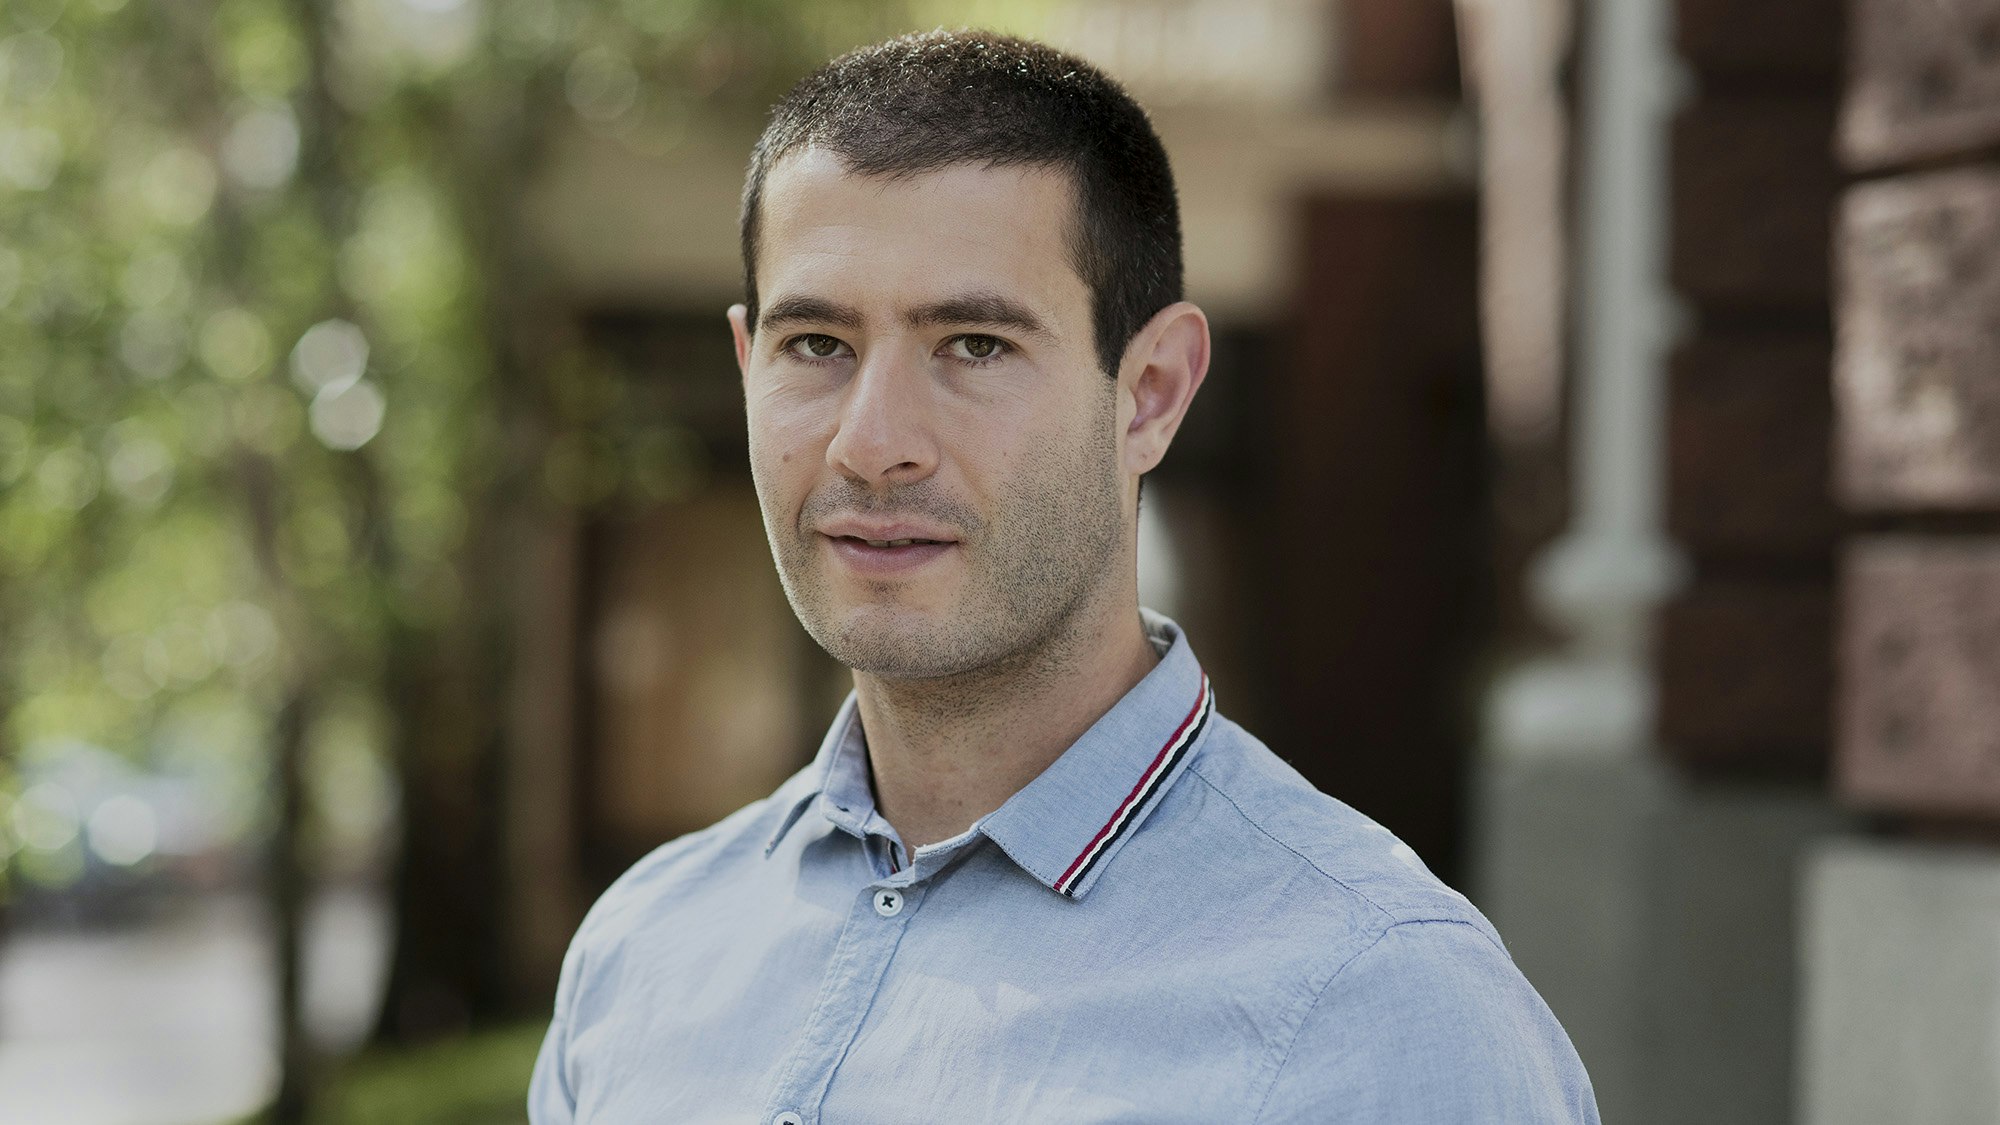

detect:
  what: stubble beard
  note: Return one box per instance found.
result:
[761,395,1127,686]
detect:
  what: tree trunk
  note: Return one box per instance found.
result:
[267,684,315,1123]
[369,621,513,1043]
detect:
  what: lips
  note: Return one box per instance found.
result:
[841,536,946,548]
[814,517,961,547]
[814,519,960,577]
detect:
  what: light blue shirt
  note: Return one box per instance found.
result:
[529,613,1598,1123]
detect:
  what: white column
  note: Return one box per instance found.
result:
[1487,0,1687,763]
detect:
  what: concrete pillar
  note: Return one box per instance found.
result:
[1802,841,2000,1125]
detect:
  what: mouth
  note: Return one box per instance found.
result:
[836,536,949,549]
[819,532,958,576]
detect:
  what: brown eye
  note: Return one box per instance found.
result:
[948,335,1006,362]
[802,334,841,357]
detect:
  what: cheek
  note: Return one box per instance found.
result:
[958,396,1110,500]
[746,417,806,527]
[748,393,825,471]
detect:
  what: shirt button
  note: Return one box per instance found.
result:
[773,1113,804,1125]
[874,888,904,917]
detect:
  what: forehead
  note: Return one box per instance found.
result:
[755,149,1091,327]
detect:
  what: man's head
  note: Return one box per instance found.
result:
[731,30,1209,683]
[740,30,1184,379]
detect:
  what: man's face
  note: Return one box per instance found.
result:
[734,149,1129,680]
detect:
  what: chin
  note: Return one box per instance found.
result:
[811,601,997,681]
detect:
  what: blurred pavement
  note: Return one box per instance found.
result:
[0,887,386,1125]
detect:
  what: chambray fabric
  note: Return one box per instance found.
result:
[529,612,1599,1124]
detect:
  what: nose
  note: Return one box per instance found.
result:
[825,348,938,486]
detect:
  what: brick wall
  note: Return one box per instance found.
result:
[1658,0,1846,777]
[1834,0,2000,822]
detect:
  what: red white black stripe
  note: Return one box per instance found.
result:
[1054,673,1214,897]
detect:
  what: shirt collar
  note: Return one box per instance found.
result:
[763,691,873,857]
[766,610,1216,900]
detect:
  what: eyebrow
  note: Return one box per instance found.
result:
[903,292,1052,339]
[759,295,865,333]
[758,290,1052,340]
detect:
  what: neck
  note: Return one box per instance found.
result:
[853,592,1160,850]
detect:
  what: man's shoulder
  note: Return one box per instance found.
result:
[570,762,817,950]
[1180,715,1493,939]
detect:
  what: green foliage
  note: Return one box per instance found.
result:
[307,1021,548,1125]
[217,1022,546,1125]
[0,0,969,888]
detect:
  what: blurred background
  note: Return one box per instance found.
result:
[2,0,1995,1121]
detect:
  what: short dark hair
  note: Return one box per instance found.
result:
[740,29,1183,378]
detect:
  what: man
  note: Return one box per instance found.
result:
[531,29,1598,1124]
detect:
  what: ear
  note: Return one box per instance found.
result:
[1119,301,1211,478]
[728,304,753,379]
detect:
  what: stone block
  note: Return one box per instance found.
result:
[1672,100,1839,308]
[1476,756,1853,1125]
[1637,784,1853,1125]
[1835,168,2000,510]
[1836,536,2000,815]
[1668,336,1841,557]
[1842,0,2000,168]
[1802,839,2000,1124]
[1658,580,1834,775]
[1473,757,1667,1125]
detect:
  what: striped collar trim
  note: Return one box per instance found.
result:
[978,612,1216,899]
[1050,672,1213,896]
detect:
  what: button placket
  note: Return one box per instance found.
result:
[761,874,924,1121]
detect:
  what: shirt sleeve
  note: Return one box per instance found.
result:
[526,937,586,1125]
[1255,919,1600,1124]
